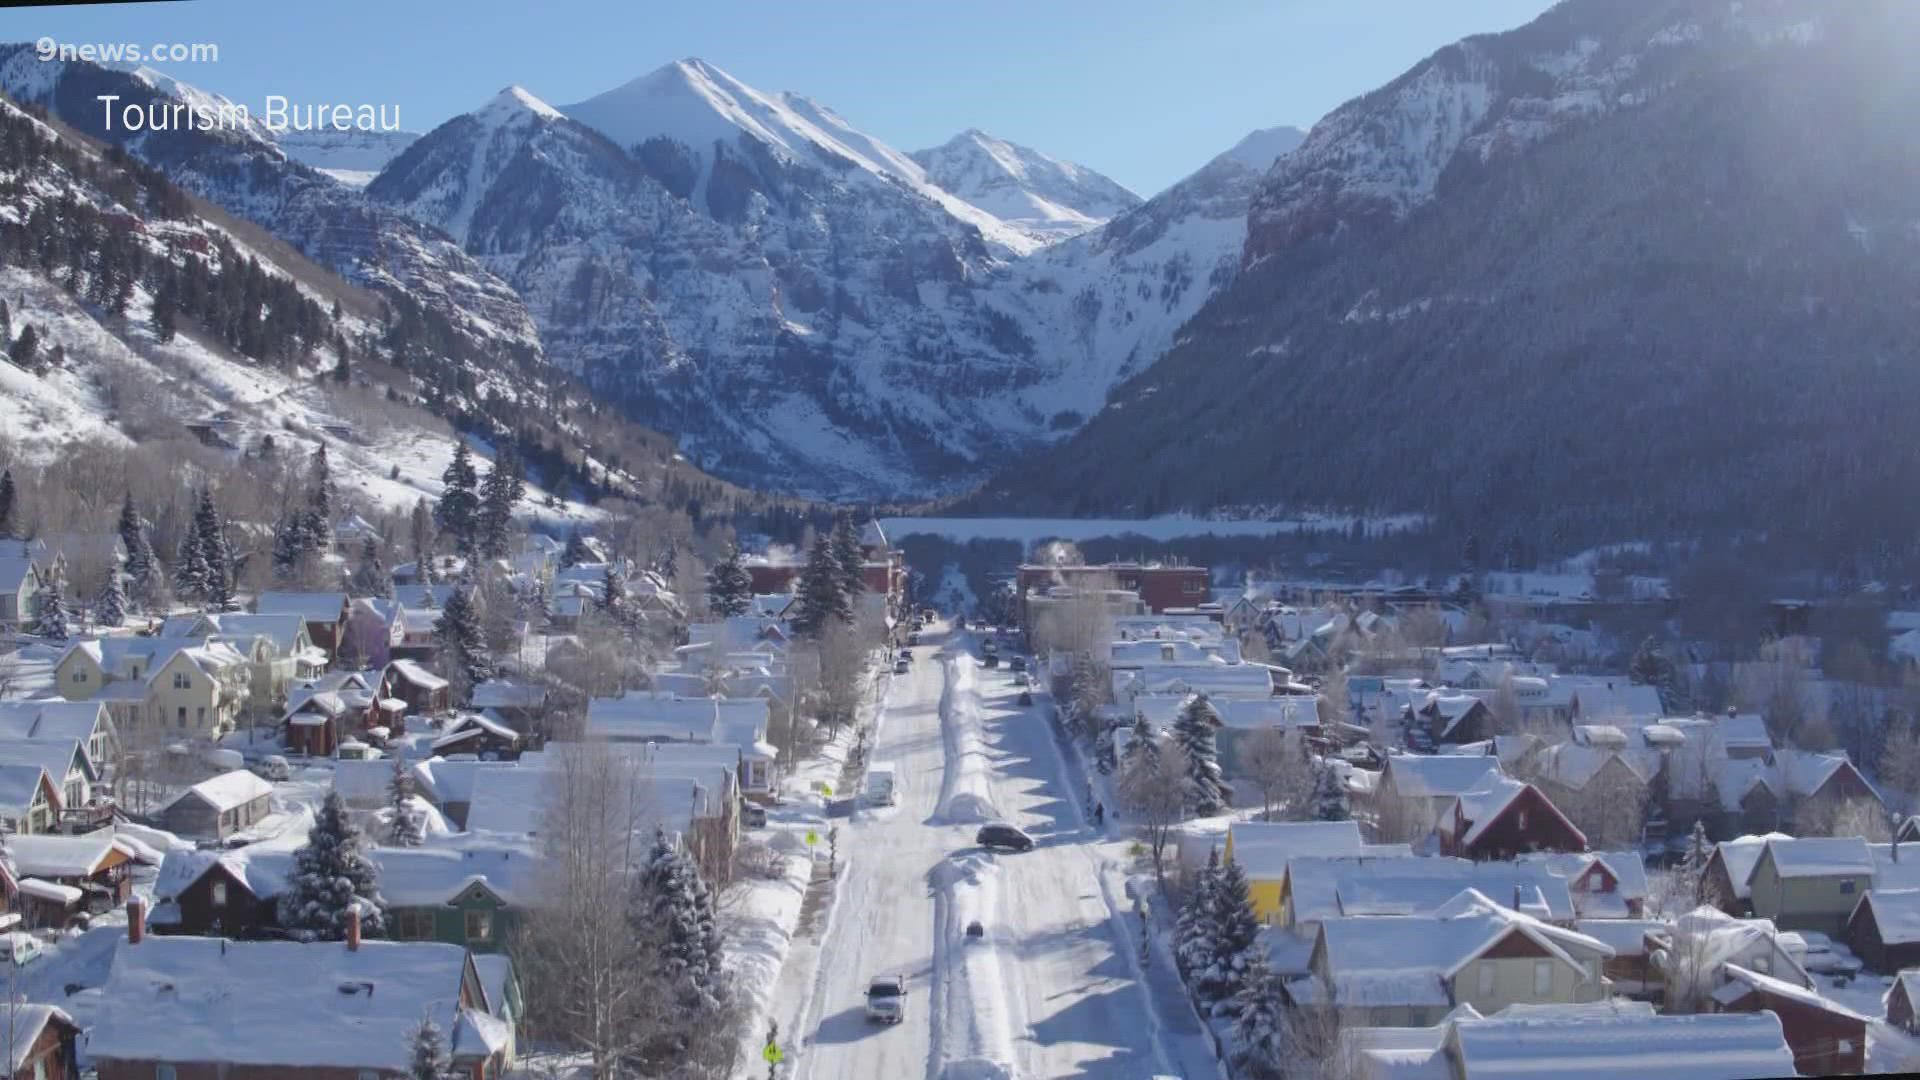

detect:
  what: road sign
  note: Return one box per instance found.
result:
[821,783,833,797]
[762,1042,784,1065]
[805,829,820,847]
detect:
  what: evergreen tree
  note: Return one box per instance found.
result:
[790,534,850,637]
[433,581,492,699]
[30,564,69,641]
[1199,856,1262,1011]
[305,445,335,553]
[559,529,591,571]
[475,448,521,560]
[1310,758,1351,822]
[195,489,234,611]
[1172,695,1230,816]
[0,469,13,539]
[174,490,212,603]
[1229,953,1290,1080]
[637,829,728,1010]
[7,325,37,370]
[1121,713,1161,773]
[406,1015,448,1080]
[277,791,386,942]
[409,499,437,584]
[1177,848,1222,980]
[117,493,164,612]
[1677,819,1713,908]
[599,561,630,626]
[93,570,127,629]
[149,281,177,343]
[706,543,753,617]
[829,515,865,602]
[270,511,313,585]
[1630,636,1685,714]
[351,535,394,599]
[385,752,424,847]
[435,440,480,558]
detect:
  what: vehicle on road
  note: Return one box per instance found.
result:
[864,763,898,806]
[982,654,998,669]
[1010,655,1027,672]
[975,822,1035,852]
[1018,690,1033,706]
[1013,673,1030,687]
[893,659,910,674]
[0,931,42,967]
[965,920,985,939]
[742,804,768,828]
[865,974,907,1023]
[907,632,921,646]
[897,648,913,662]
[981,638,998,654]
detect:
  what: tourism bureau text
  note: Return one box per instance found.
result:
[96,94,402,134]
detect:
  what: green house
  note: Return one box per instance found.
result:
[374,847,538,954]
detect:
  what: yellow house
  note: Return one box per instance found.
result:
[142,647,250,739]
[1222,820,1367,924]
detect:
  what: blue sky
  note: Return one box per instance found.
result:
[10,0,1558,194]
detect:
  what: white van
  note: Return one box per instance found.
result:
[864,763,898,807]
[0,931,42,967]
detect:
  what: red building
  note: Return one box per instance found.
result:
[1437,778,1587,861]
[1015,562,1209,625]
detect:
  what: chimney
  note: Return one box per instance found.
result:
[346,905,362,952]
[127,897,145,944]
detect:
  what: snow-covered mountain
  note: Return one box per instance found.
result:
[274,127,421,188]
[910,129,1141,244]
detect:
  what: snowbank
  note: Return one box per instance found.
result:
[928,852,1018,1080]
[933,656,1001,825]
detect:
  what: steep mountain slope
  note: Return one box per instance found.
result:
[0,49,540,357]
[975,0,1920,556]
[910,129,1141,244]
[274,127,421,187]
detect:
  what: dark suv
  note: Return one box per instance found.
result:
[975,823,1035,852]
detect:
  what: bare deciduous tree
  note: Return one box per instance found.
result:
[1240,727,1311,822]
[1119,741,1188,884]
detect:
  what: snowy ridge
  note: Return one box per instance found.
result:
[928,853,1018,1080]
[912,129,1142,244]
[934,656,1001,825]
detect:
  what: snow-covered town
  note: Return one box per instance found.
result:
[1,0,1917,1077]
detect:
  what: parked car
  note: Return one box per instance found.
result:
[0,931,42,967]
[1010,656,1027,673]
[907,632,921,646]
[743,804,768,828]
[252,755,292,782]
[894,659,910,674]
[865,974,907,1023]
[965,920,985,939]
[975,823,1035,852]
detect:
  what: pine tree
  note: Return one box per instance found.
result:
[270,511,313,585]
[0,469,13,539]
[1630,636,1685,714]
[1229,953,1290,1079]
[385,752,424,847]
[187,488,234,611]
[305,445,335,553]
[1310,758,1350,822]
[7,325,37,370]
[1677,819,1712,908]
[117,493,163,612]
[706,543,753,617]
[277,791,386,942]
[352,535,394,599]
[1121,713,1161,773]
[433,581,492,700]
[559,529,591,571]
[637,829,728,1010]
[174,491,211,603]
[435,440,480,558]
[149,281,177,343]
[409,499,437,584]
[1199,856,1261,1011]
[791,534,850,637]
[1177,848,1222,980]
[599,561,629,625]
[475,449,520,560]
[406,1015,448,1080]
[1172,695,1230,816]
[94,570,127,629]
[30,564,69,641]
[830,515,865,602]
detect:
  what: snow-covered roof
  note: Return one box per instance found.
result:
[1383,753,1503,799]
[1709,835,1793,900]
[88,937,480,1072]
[1446,1007,1794,1080]
[1754,836,1873,883]
[585,692,768,745]
[386,658,449,691]
[372,845,543,907]
[1227,821,1364,879]
[1286,855,1574,925]
[0,700,110,746]
[1452,777,1569,850]
[7,832,131,879]
[468,679,545,710]
[152,847,295,902]
[1519,850,1649,902]
[433,712,522,751]
[1852,888,1920,946]
[1571,918,1666,957]
[0,763,49,816]
[1216,696,1320,731]
[15,877,81,904]
[1718,962,1869,1022]
[0,1004,73,1076]
[252,591,348,621]
[163,769,273,815]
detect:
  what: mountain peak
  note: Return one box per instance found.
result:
[1213,126,1307,173]
[911,128,1140,244]
[484,84,562,121]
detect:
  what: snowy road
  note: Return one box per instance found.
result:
[790,623,1198,1080]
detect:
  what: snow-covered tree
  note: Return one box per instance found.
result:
[1121,713,1161,773]
[1094,724,1118,774]
[386,753,424,847]
[409,498,437,583]
[278,791,386,941]
[636,829,728,1010]
[790,534,850,637]
[93,570,127,629]
[1173,695,1230,816]
[705,543,753,618]
[1674,819,1713,910]
[1310,757,1350,822]
[1199,856,1262,1011]
[1630,635,1686,714]
[476,447,524,561]
[434,581,492,702]
[352,535,394,599]
[1230,953,1291,1079]
[435,440,480,558]
[1177,849,1222,980]
[30,563,69,641]
[177,488,234,610]
[118,493,164,613]
[829,515,865,603]
[0,469,13,539]
[599,561,629,625]
[270,511,314,585]
[305,444,335,554]
[406,1014,448,1080]
[559,529,591,571]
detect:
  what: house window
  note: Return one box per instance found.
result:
[1517,810,1529,830]
[70,671,86,684]
[210,881,228,908]
[176,707,187,727]
[1753,954,1770,974]
[1841,879,1857,894]
[466,909,493,943]
[395,909,434,940]
[172,672,190,690]
[1477,962,1495,996]
[1533,960,1552,997]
